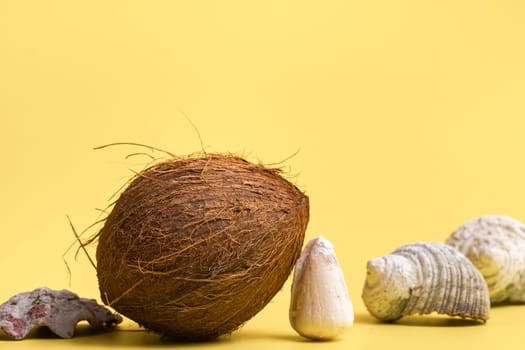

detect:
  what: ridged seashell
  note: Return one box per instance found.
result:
[446,215,525,304]
[362,242,490,322]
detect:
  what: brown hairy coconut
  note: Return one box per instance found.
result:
[95,153,309,340]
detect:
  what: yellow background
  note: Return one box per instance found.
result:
[1,1,525,349]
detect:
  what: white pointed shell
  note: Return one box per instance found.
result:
[446,215,525,304]
[362,242,490,322]
[289,236,354,340]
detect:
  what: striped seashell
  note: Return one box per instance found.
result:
[446,215,525,304]
[362,242,490,322]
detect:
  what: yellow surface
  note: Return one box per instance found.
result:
[2,0,525,349]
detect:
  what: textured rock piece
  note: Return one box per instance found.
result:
[446,215,525,304]
[0,287,122,339]
[362,242,490,323]
[289,236,354,340]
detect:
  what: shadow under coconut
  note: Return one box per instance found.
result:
[62,326,233,348]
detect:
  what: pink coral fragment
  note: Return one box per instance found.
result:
[0,287,122,339]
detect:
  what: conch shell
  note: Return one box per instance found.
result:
[362,242,490,322]
[446,215,525,304]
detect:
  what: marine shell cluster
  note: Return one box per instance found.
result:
[362,242,490,322]
[446,215,525,304]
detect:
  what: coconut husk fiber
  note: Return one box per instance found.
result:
[95,153,309,341]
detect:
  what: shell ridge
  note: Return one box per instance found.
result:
[362,242,490,322]
[439,246,453,315]
[426,243,444,314]
[432,245,447,315]
[447,245,463,316]
[411,243,434,315]
[392,245,420,317]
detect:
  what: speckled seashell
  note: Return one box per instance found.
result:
[446,215,525,304]
[362,242,490,322]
